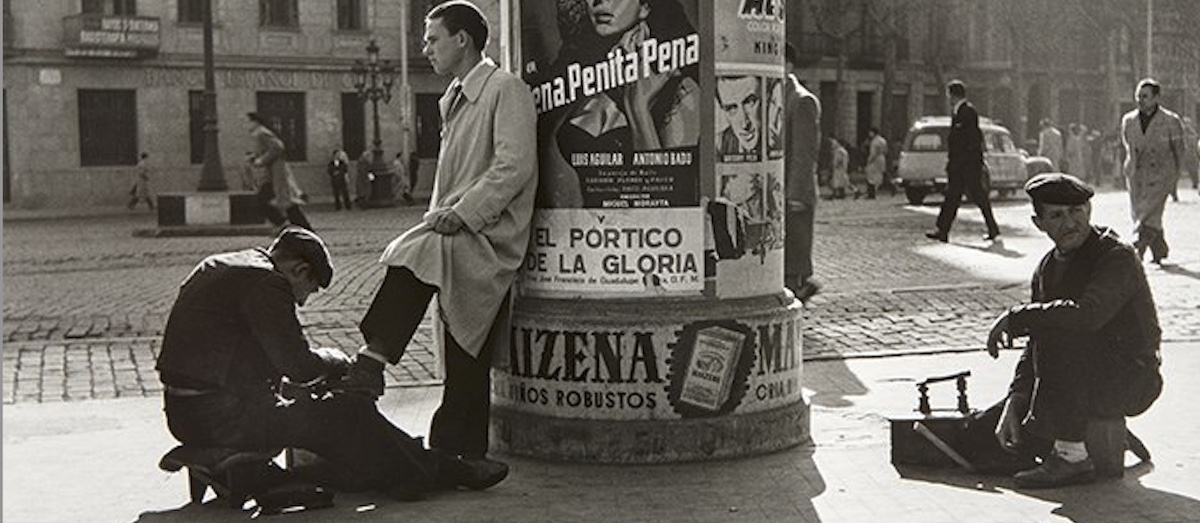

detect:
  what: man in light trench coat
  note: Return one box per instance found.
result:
[341,0,537,491]
[1119,78,1197,264]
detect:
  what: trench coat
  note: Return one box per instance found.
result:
[1120,106,1196,231]
[379,59,538,358]
[1038,127,1063,170]
[251,124,305,210]
[865,134,887,186]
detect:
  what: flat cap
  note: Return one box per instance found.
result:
[270,227,334,288]
[1024,172,1094,205]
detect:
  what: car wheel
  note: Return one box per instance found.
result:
[905,187,926,205]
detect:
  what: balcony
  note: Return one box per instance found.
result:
[62,13,160,58]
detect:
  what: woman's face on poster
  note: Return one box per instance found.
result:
[588,0,649,37]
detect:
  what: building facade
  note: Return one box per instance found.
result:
[787,0,1199,165]
[3,0,502,209]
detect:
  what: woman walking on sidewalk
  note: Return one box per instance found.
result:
[127,152,154,210]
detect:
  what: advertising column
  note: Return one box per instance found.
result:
[494,0,804,463]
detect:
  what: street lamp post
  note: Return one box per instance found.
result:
[197,0,226,191]
[352,39,398,208]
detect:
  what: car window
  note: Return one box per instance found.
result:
[984,131,1013,153]
[905,130,947,152]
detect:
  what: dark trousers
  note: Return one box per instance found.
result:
[934,166,1000,237]
[360,266,495,458]
[1027,335,1091,442]
[257,182,314,231]
[164,389,434,492]
[1134,225,1168,261]
[784,207,815,288]
[330,175,352,210]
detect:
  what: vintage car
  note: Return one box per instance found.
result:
[895,116,1053,205]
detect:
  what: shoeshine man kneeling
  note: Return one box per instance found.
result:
[986,173,1162,488]
[342,0,538,491]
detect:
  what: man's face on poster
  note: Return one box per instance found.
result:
[718,76,761,152]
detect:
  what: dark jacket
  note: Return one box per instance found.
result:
[156,248,334,394]
[1006,226,1162,419]
[947,100,984,176]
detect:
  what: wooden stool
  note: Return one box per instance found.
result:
[158,445,282,507]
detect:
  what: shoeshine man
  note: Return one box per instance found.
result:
[986,173,1162,488]
[343,0,538,490]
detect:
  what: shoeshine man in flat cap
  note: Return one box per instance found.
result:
[985,173,1162,488]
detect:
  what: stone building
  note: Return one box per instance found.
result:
[787,0,1198,162]
[2,0,503,209]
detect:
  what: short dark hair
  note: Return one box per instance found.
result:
[246,112,268,126]
[1136,78,1161,96]
[784,43,798,66]
[946,80,966,98]
[427,0,488,52]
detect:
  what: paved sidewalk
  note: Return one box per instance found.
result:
[5,190,1199,403]
[4,343,1197,523]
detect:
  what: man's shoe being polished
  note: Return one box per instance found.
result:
[339,353,385,398]
[439,454,509,491]
[1013,454,1097,489]
[925,230,949,242]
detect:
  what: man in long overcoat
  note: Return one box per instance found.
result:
[343,0,537,491]
[782,43,821,302]
[1119,78,1197,263]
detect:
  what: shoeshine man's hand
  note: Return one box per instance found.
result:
[995,398,1024,452]
[985,311,1013,359]
[426,208,465,235]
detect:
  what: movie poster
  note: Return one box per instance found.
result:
[521,0,701,209]
[707,1,786,298]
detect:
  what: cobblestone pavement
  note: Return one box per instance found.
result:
[4,188,1199,403]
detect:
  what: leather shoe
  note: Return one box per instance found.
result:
[925,231,948,243]
[440,455,509,490]
[254,481,335,515]
[1013,454,1096,488]
[984,233,1001,242]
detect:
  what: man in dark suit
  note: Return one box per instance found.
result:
[926,80,1000,242]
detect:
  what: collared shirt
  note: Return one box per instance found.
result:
[378,58,538,357]
[1138,106,1158,133]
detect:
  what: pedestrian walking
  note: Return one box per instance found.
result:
[827,137,852,199]
[782,43,822,302]
[864,127,887,199]
[248,112,314,231]
[1038,118,1063,170]
[391,153,415,205]
[1119,78,1198,264]
[327,149,352,210]
[341,0,538,492]
[127,152,154,210]
[926,80,1001,243]
[1064,123,1088,179]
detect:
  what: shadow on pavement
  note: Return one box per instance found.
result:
[896,461,1200,522]
[804,358,868,408]
[954,238,1025,259]
[134,447,830,522]
[1158,263,1200,281]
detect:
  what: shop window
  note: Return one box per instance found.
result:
[256,92,307,162]
[259,0,298,28]
[83,0,137,15]
[78,89,138,166]
[336,0,364,30]
[178,0,205,24]
[188,91,204,164]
